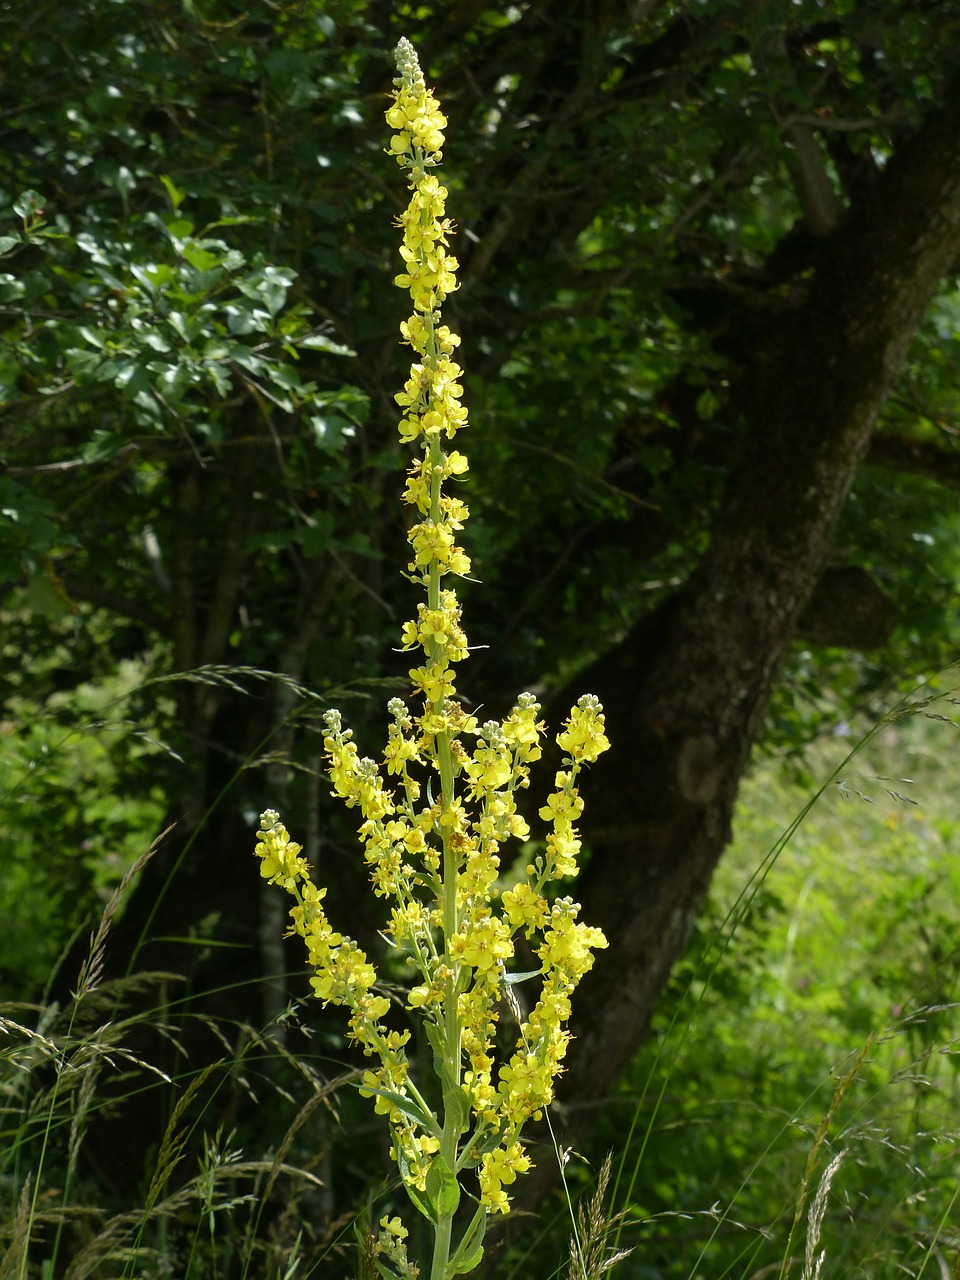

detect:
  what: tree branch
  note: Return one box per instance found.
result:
[796,565,896,649]
[62,579,169,634]
[867,431,960,489]
[198,428,266,666]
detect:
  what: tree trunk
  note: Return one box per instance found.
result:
[539,70,960,1149]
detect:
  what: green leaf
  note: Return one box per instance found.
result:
[0,273,25,302]
[425,1153,460,1219]
[166,311,202,345]
[24,573,70,620]
[204,361,232,397]
[182,242,222,272]
[340,532,381,563]
[447,1243,484,1277]
[427,1027,470,1135]
[308,411,354,452]
[0,235,19,255]
[79,431,128,463]
[396,1146,437,1224]
[114,165,136,197]
[201,215,259,232]
[230,350,268,376]
[441,1077,470,1135]
[159,173,186,211]
[300,332,354,355]
[314,382,370,424]
[225,305,260,335]
[155,362,191,397]
[164,216,195,240]
[13,190,44,220]
[696,387,720,420]
[358,1084,437,1132]
[374,1260,407,1280]
[259,282,288,316]
[250,381,293,412]
[423,1018,447,1070]
[92,358,122,385]
[236,264,296,316]
[130,262,176,294]
[78,325,108,349]
[300,513,335,556]
[246,529,296,553]
[456,1128,503,1169]
[114,360,154,397]
[138,327,173,353]
[501,968,541,986]
[266,361,302,390]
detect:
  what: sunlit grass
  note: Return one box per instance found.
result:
[588,703,960,1280]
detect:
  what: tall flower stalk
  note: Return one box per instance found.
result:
[254,38,611,1280]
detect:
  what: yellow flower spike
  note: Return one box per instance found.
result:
[254,38,612,1279]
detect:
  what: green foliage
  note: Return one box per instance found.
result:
[556,708,960,1280]
[0,649,168,995]
[19,2,960,896]
[3,0,960,733]
[7,699,960,1278]
[3,3,960,1276]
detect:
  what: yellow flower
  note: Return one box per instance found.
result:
[546,826,582,878]
[383,726,420,774]
[466,739,513,792]
[450,915,514,974]
[502,696,544,765]
[409,519,455,565]
[402,460,431,510]
[478,1142,532,1214]
[502,883,549,934]
[557,694,611,763]
[539,901,608,982]
[442,449,469,476]
[379,1215,409,1241]
[254,811,308,890]
[538,786,584,827]
[409,661,456,703]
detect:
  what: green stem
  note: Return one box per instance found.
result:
[430,1201,455,1280]
[429,794,461,1280]
[423,308,462,1280]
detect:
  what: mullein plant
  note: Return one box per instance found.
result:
[254,38,611,1280]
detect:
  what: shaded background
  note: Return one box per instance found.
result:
[3,2,960,1276]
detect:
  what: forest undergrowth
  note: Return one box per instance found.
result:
[2,678,960,1279]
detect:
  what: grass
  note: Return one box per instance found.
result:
[3,690,960,1277]
[0,845,352,1279]
[574,699,960,1280]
